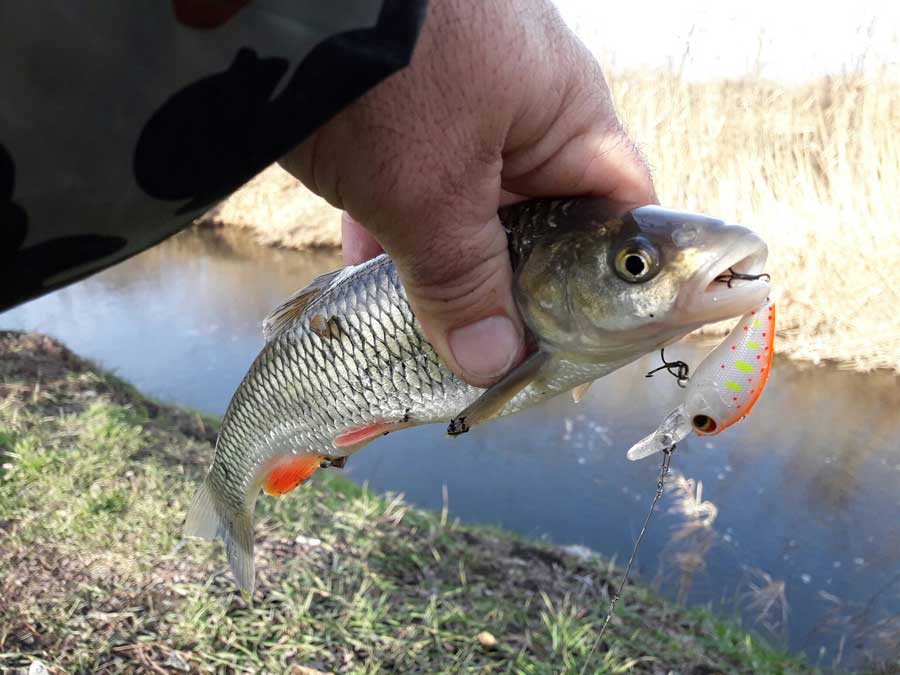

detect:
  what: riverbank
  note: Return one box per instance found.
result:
[197,166,341,250]
[0,331,819,674]
[197,70,900,375]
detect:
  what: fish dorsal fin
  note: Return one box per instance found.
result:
[262,269,343,341]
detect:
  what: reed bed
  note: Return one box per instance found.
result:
[607,69,900,372]
[202,69,900,373]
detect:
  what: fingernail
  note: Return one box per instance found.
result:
[448,315,519,380]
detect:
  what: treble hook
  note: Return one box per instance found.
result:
[713,267,771,288]
[645,348,690,388]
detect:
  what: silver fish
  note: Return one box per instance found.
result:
[184,198,769,593]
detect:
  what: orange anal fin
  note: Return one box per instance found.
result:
[263,454,323,496]
[334,421,411,449]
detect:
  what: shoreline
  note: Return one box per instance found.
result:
[0,330,822,674]
[195,190,900,377]
[195,165,342,251]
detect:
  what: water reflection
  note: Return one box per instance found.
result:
[740,566,790,640]
[3,228,341,413]
[659,471,720,605]
[1,227,898,669]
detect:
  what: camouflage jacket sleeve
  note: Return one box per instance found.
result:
[0,0,427,312]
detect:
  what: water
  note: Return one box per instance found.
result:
[3,227,898,669]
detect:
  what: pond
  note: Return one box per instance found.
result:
[3,227,898,670]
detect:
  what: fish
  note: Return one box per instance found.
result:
[626,297,776,461]
[183,198,770,593]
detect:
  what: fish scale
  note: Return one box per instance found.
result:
[207,257,479,518]
[184,198,771,594]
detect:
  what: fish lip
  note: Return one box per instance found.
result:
[676,230,770,322]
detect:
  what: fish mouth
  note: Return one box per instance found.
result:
[677,229,770,323]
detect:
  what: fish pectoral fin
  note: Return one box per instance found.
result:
[571,381,592,403]
[447,350,552,436]
[262,268,343,341]
[263,453,324,496]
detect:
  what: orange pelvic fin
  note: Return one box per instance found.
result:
[334,420,411,449]
[263,453,323,496]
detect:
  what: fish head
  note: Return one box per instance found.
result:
[512,202,769,359]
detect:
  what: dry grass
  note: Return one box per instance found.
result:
[196,165,341,250]
[665,473,718,541]
[608,69,900,373]
[659,471,720,606]
[196,70,900,373]
[740,567,790,639]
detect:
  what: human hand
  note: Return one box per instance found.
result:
[281,0,656,388]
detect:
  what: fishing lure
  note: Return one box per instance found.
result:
[627,298,775,460]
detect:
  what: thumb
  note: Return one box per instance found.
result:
[369,207,526,389]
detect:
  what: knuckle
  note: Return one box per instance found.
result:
[400,228,515,325]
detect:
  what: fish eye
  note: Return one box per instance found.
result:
[614,240,659,283]
[692,414,718,433]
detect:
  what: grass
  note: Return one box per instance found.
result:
[606,68,900,373]
[0,331,822,673]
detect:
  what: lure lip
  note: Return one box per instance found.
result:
[626,405,692,461]
[676,230,769,323]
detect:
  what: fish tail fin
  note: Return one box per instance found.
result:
[184,478,256,594]
[184,478,222,539]
[223,511,255,595]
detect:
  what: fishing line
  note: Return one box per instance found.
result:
[713,267,771,288]
[645,349,690,388]
[580,444,676,675]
